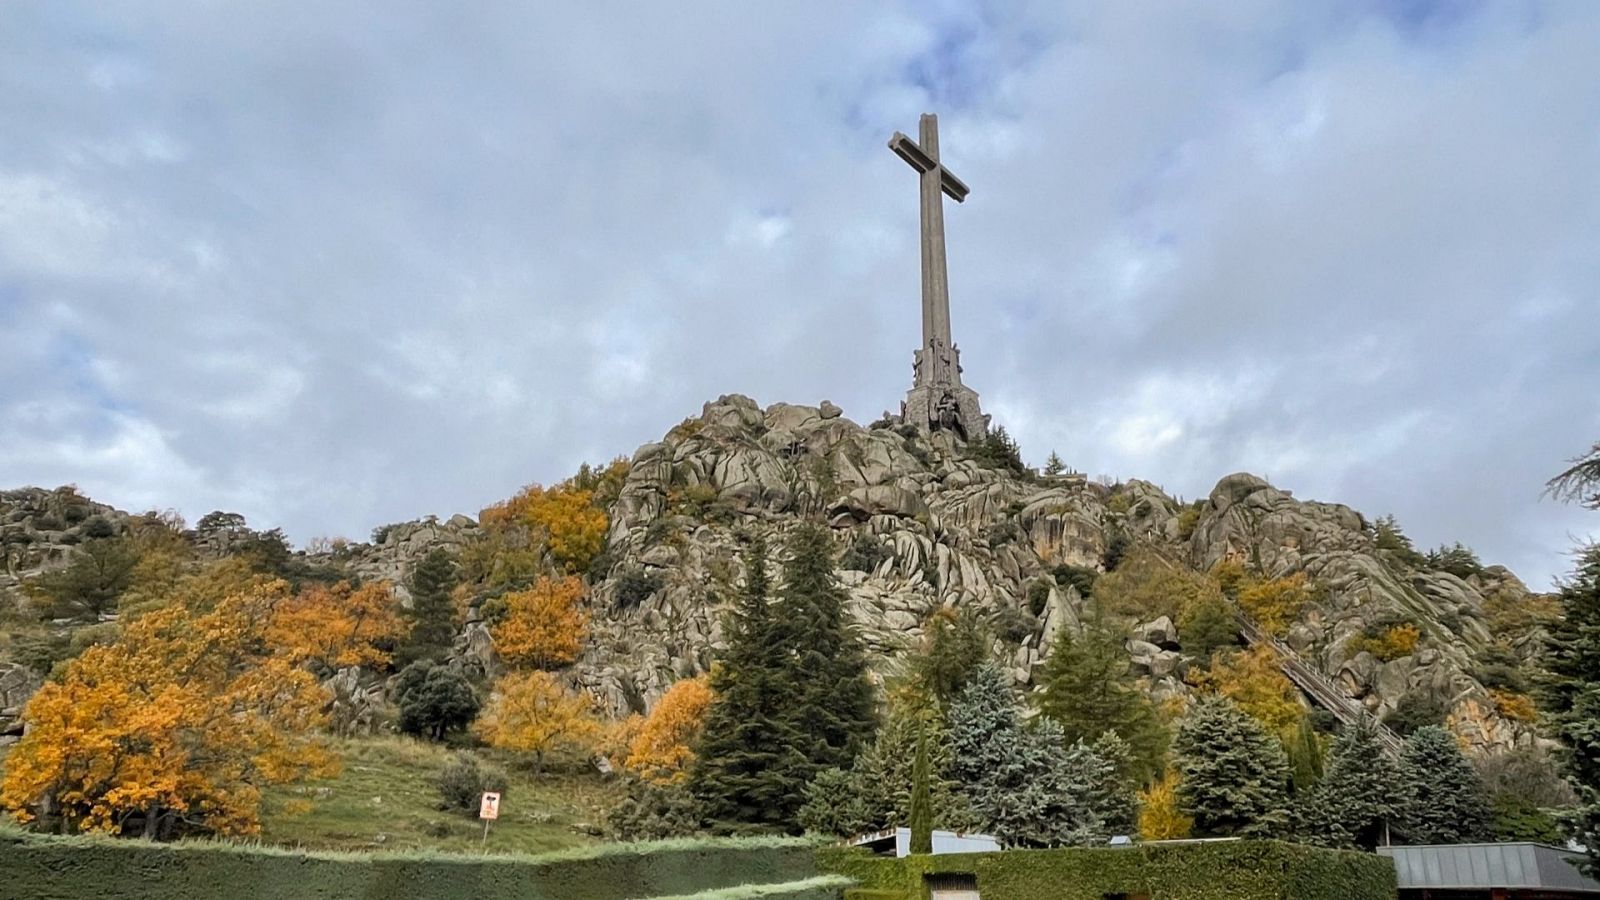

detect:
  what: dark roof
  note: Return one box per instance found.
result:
[1379,843,1599,893]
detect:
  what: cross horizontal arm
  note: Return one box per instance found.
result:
[889,132,969,203]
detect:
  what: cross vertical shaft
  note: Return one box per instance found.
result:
[918,114,951,373]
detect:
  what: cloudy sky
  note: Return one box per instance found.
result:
[1,1,1596,587]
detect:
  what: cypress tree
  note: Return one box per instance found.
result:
[1174,696,1291,837]
[1035,613,1168,783]
[1397,725,1491,843]
[1539,545,1600,873]
[691,537,809,831]
[1286,715,1325,793]
[1301,716,1401,850]
[401,549,459,664]
[909,726,933,854]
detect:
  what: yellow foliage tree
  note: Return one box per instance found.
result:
[476,671,599,773]
[1236,573,1313,636]
[480,483,608,574]
[1138,769,1193,840]
[625,676,712,783]
[0,579,338,837]
[264,580,403,670]
[1198,645,1305,734]
[1094,548,1215,623]
[491,576,589,670]
[1348,623,1421,661]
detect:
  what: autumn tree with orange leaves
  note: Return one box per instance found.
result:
[480,483,608,575]
[0,573,338,838]
[476,670,599,774]
[264,580,404,672]
[491,576,589,670]
[625,675,712,783]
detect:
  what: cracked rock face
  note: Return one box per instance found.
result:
[562,396,1540,752]
[0,397,1545,754]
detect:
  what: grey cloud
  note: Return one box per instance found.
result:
[0,2,1594,587]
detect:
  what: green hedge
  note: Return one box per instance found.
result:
[817,840,1396,900]
[0,831,822,900]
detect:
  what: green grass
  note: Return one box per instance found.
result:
[259,735,626,855]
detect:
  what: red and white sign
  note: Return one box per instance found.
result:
[479,792,501,820]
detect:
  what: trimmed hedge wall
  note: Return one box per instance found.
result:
[0,831,821,900]
[817,840,1396,900]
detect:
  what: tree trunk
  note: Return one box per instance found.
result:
[143,801,160,839]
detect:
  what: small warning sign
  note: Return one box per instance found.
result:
[479,792,501,820]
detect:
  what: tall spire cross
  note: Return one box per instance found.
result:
[889,113,988,441]
[890,113,969,390]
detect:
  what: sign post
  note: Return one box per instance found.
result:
[479,791,500,844]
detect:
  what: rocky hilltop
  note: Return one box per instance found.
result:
[0,395,1546,753]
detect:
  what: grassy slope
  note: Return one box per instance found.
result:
[259,736,625,855]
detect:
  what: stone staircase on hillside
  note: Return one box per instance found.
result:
[1232,610,1405,757]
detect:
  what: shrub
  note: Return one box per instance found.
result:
[1026,578,1053,617]
[81,517,116,539]
[1177,505,1202,540]
[1382,693,1447,736]
[614,567,664,609]
[607,777,704,840]
[1050,564,1099,599]
[437,753,509,817]
[839,533,890,574]
[1490,688,1537,722]
[1347,624,1419,661]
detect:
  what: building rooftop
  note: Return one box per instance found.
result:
[1379,843,1599,894]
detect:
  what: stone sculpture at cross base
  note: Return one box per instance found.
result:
[890,112,990,442]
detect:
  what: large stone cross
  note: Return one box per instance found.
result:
[890,113,988,440]
[890,113,969,390]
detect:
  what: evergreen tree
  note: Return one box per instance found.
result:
[947,664,1108,847]
[1044,452,1066,477]
[691,537,810,831]
[1035,615,1168,783]
[394,660,480,741]
[1174,696,1291,837]
[1539,545,1600,873]
[1300,717,1401,850]
[401,549,459,664]
[908,606,989,707]
[1286,714,1325,793]
[909,726,933,854]
[1086,732,1139,836]
[768,524,877,774]
[1397,726,1491,844]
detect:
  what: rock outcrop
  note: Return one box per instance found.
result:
[571,395,1540,752]
[0,396,1548,754]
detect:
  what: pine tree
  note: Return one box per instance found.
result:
[768,524,877,775]
[401,549,459,664]
[1087,732,1139,836]
[1173,696,1291,837]
[909,726,933,854]
[1035,614,1168,783]
[1539,545,1600,873]
[1397,725,1491,844]
[690,537,810,831]
[1044,452,1066,477]
[1300,716,1401,850]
